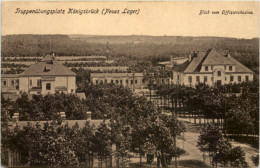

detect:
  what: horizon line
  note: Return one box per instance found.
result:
[1,34,259,40]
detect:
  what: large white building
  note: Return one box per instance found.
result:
[172,48,254,86]
[18,54,76,95]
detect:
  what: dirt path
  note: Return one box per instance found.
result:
[178,117,259,168]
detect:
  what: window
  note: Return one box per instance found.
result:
[211,66,213,70]
[131,80,133,84]
[196,76,200,82]
[188,76,192,83]
[224,66,226,70]
[211,77,213,81]
[71,89,74,93]
[3,80,7,86]
[111,80,114,83]
[204,76,207,82]
[177,74,180,81]
[238,76,241,82]
[230,76,234,82]
[135,80,137,84]
[37,79,42,87]
[16,80,19,90]
[105,79,107,83]
[229,66,232,71]
[205,66,208,71]
[120,80,123,84]
[217,80,222,86]
[126,80,128,84]
[162,79,165,83]
[11,80,14,86]
[46,83,51,90]
[116,80,119,84]
[96,80,98,84]
[245,75,249,82]
[30,79,32,86]
[217,71,221,77]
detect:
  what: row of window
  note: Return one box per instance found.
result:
[205,66,233,72]
[96,79,138,85]
[30,79,42,87]
[188,75,249,83]
[2,80,19,86]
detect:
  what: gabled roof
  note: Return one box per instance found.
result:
[227,56,253,73]
[20,54,76,77]
[174,48,254,74]
[184,51,207,73]
[202,48,234,65]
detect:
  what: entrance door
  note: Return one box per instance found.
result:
[216,80,221,87]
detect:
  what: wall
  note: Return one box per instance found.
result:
[1,77,19,93]
[67,76,76,93]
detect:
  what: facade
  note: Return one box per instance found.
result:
[1,74,20,94]
[172,48,254,86]
[18,54,76,95]
[90,72,144,89]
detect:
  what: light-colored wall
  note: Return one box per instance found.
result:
[19,76,76,95]
[183,73,213,86]
[42,80,55,94]
[180,73,253,87]
[91,76,144,89]
[68,76,76,93]
[19,77,29,93]
[1,77,19,93]
[172,70,184,85]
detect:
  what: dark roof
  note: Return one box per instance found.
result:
[20,55,76,77]
[174,48,253,74]
[184,51,207,73]
[173,60,190,72]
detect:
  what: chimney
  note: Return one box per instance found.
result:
[189,51,197,62]
[193,51,197,58]
[12,113,19,126]
[86,111,92,121]
[189,54,192,62]
[60,112,66,120]
[59,112,66,125]
[224,50,231,57]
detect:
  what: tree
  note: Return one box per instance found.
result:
[28,121,79,167]
[93,121,112,167]
[197,123,248,167]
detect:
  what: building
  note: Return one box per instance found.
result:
[172,48,254,86]
[18,54,76,95]
[158,56,189,68]
[90,72,144,89]
[1,74,19,94]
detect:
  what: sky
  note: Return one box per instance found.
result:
[2,1,259,39]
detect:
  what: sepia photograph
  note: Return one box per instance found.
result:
[1,1,259,168]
